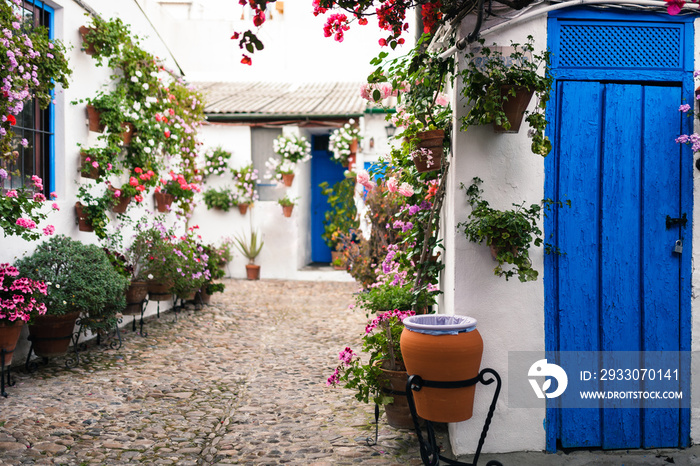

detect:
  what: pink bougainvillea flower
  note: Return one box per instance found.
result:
[666,0,685,14]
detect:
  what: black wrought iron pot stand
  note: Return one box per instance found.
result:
[406,368,503,466]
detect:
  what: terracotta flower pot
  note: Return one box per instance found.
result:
[154,191,174,212]
[0,320,24,367]
[111,195,132,213]
[282,205,294,217]
[124,281,149,315]
[148,281,172,301]
[379,364,415,429]
[85,104,105,133]
[196,289,212,305]
[238,204,249,215]
[74,202,94,232]
[120,122,135,145]
[400,315,483,423]
[492,85,534,133]
[412,129,444,173]
[80,152,100,179]
[27,312,80,358]
[282,173,295,187]
[245,264,260,280]
[78,26,96,55]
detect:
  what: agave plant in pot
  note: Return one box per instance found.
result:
[328,309,416,429]
[0,264,47,370]
[14,235,129,359]
[234,229,264,280]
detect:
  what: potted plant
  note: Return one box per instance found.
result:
[197,243,227,305]
[458,177,543,282]
[203,188,235,212]
[201,146,232,179]
[75,186,113,239]
[460,36,553,156]
[128,218,179,301]
[329,120,362,167]
[0,263,47,367]
[319,174,359,259]
[78,16,131,60]
[328,309,416,429]
[0,174,56,242]
[103,246,147,316]
[267,134,312,185]
[278,195,297,217]
[155,171,198,212]
[15,235,129,356]
[231,164,259,214]
[169,231,211,301]
[234,229,264,280]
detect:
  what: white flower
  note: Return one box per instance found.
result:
[131,76,138,83]
[62,300,66,305]
[55,284,60,289]
[135,70,143,78]
[133,101,141,112]
[142,83,149,90]
[147,274,154,280]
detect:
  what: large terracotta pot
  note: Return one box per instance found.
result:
[74,202,94,232]
[124,281,148,315]
[154,192,175,212]
[28,312,80,358]
[379,364,415,429]
[148,281,172,301]
[0,321,24,366]
[282,173,295,187]
[412,130,444,173]
[400,315,483,423]
[245,264,260,280]
[492,85,534,133]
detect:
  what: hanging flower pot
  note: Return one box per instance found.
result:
[74,202,94,232]
[80,152,100,180]
[85,105,105,133]
[238,204,249,215]
[282,205,294,218]
[120,122,135,145]
[78,26,96,55]
[412,130,444,173]
[27,312,80,358]
[0,321,24,367]
[282,173,295,187]
[111,195,132,213]
[154,191,174,212]
[492,86,534,133]
[245,264,260,280]
[124,281,148,315]
[349,138,358,154]
[400,315,483,423]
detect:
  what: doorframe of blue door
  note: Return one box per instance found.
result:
[544,8,695,452]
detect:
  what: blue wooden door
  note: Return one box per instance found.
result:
[548,81,690,450]
[310,134,346,263]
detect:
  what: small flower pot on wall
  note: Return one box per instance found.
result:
[80,152,99,180]
[238,204,249,215]
[120,122,135,145]
[412,129,444,173]
[78,26,96,55]
[154,191,174,212]
[245,264,260,280]
[85,105,105,133]
[74,202,94,232]
[282,173,295,187]
[492,86,534,133]
[282,205,294,218]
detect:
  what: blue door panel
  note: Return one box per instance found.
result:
[557,80,603,448]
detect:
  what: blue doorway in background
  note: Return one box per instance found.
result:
[310,134,346,263]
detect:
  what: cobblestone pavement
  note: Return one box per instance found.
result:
[0,279,448,465]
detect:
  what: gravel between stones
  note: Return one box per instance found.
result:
[0,279,450,465]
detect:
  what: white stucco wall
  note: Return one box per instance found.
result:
[690,16,700,451]
[446,17,549,455]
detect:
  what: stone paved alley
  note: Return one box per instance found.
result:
[4,279,700,466]
[0,279,434,465]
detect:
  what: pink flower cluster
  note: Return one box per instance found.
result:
[0,263,47,322]
[15,217,36,229]
[364,309,415,335]
[386,176,414,197]
[356,169,376,190]
[323,13,350,42]
[359,83,393,102]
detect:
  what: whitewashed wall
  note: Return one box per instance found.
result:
[691,16,700,451]
[445,17,548,455]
